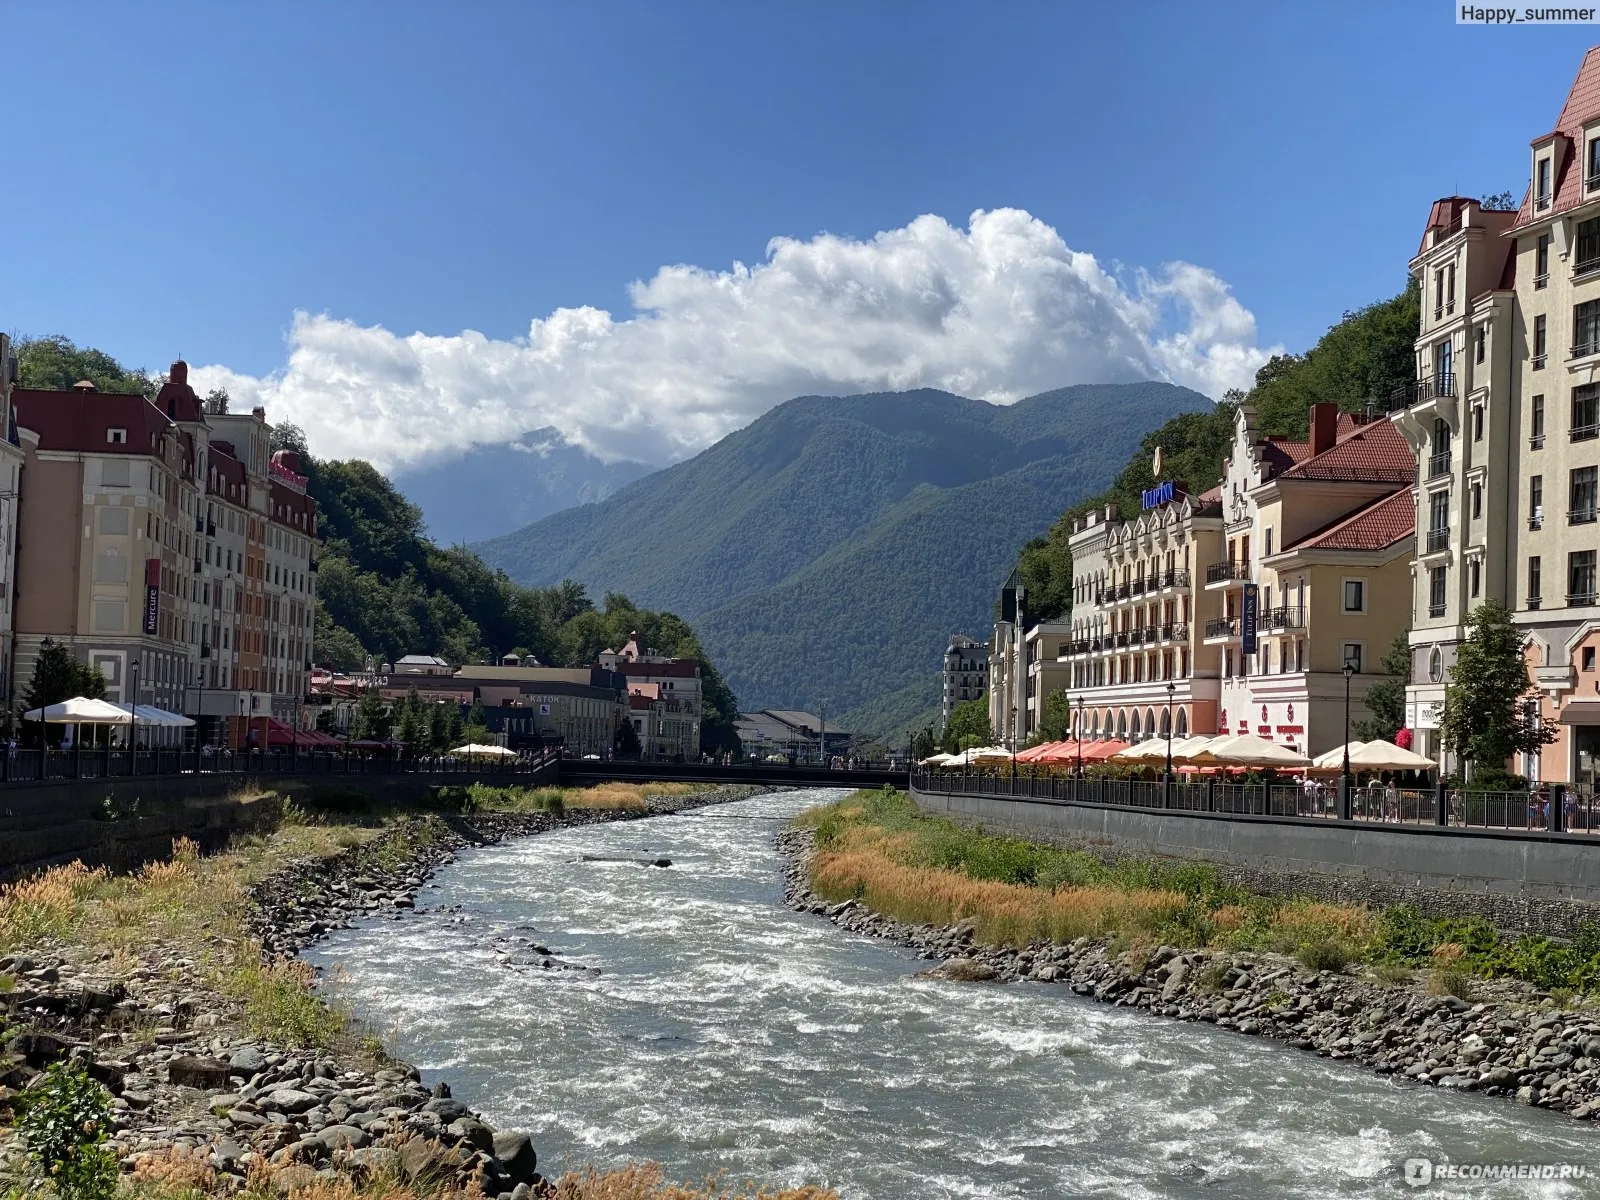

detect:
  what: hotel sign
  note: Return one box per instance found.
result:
[1240,583,1260,655]
[1141,481,1176,510]
[142,559,161,636]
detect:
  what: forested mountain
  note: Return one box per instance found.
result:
[1013,284,1422,622]
[475,383,1213,737]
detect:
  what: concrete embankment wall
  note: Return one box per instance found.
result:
[0,770,551,879]
[912,786,1600,937]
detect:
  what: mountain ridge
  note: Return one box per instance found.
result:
[473,382,1213,736]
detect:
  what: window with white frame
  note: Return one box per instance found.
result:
[1342,578,1366,613]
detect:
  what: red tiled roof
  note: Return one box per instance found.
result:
[1512,46,1600,232]
[1279,417,1413,483]
[1291,490,1415,552]
[14,388,171,454]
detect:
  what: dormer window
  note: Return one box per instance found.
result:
[106,428,126,445]
[1537,157,1553,210]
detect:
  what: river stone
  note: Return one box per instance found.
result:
[423,1096,468,1121]
[926,957,999,983]
[167,1056,232,1090]
[261,1087,320,1114]
[351,1145,402,1175]
[310,1124,364,1150]
[492,1132,538,1183]
[447,1117,494,1151]
[230,1046,268,1075]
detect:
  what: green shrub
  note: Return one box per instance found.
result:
[13,1062,118,1200]
[1298,939,1353,973]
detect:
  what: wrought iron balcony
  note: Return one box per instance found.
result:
[1388,372,1455,412]
[1159,567,1191,589]
[1205,561,1247,585]
[1428,451,1453,479]
[1264,605,1306,630]
[1204,617,1239,640]
[1425,528,1450,554]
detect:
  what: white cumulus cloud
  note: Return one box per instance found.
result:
[191,208,1274,471]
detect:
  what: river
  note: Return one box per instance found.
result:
[306,789,1600,1198]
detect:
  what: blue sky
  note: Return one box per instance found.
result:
[4,3,1594,467]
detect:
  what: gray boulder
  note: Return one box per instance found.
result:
[493,1132,538,1183]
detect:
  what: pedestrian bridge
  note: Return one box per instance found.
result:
[557,758,906,790]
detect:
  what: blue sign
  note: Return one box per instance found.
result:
[1241,583,1259,656]
[1141,480,1176,510]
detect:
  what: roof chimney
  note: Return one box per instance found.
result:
[169,360,188,386]
[1310,403,1338,457]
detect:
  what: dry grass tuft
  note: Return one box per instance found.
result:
[548,1163,839,1200]
[810,841,1189,948]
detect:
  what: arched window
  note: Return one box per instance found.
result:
[1159,708,1171,736]
[1131,710,1142,740]
[1176,708,1189,737]
[1115,710,1127,739]
[1146,708,1158,739]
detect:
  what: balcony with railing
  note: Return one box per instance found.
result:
[1574,340,1600,363]
[1570,591,1598,608]
[1573,507,1598,526]
[1429,602,1446,619]
[1205,560,1247,586]
[1530,433,1546,449]
[1427,451,1453,479]
[1529,512,1544,531]
[1263,605,1305,631]
[1387,372,1455,413]
[1425,527,1450,554]
[1204,617,1239,641]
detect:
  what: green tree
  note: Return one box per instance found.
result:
[941,695,992,753]
[1029,690,1074,745]
[203,387,230,416]
[426,701,452,754]
[911,725,937,760]
[467,698,486,729]
[446,704,465,749]
[1440,601,1557,779]
[614,715,642,758]
[1481,190,1518,211]
[15,334,155,397]
[1355,629,1411,742]
[351,687,390,740]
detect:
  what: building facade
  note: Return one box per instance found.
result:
[1388,197,1520,770]
[1060,489,1224,744]
[11,364,317,744]
[1206,404,1415,758]
[598,633,701,759]
[941,633,989,726]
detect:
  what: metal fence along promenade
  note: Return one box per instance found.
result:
[912,770,1600,838]
[0,745,563,784]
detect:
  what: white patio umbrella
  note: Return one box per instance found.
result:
[22,697,132,724]
[945,745,1013,766]
[109,702,195,728]
[919,752,960,766]
[1311,741,1367,770]
[1112,740,1171,761]
[451,743,516,757]
[1193,733,1310,768]
[1347,739,1438,771]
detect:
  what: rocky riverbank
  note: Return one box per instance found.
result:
[0,784,777,1197]
[779,827,1600,1124]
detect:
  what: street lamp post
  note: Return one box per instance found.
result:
[1341,658,1356,821]
[1075,695,1084,777]
[129,656,140,774]
[1164,680,1176,789]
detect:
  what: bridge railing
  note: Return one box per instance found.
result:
[911,770,1596,838]
[0,745,562,785]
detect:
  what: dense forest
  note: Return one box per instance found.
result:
[10,337,743,753]
[1013,283,1423,622]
